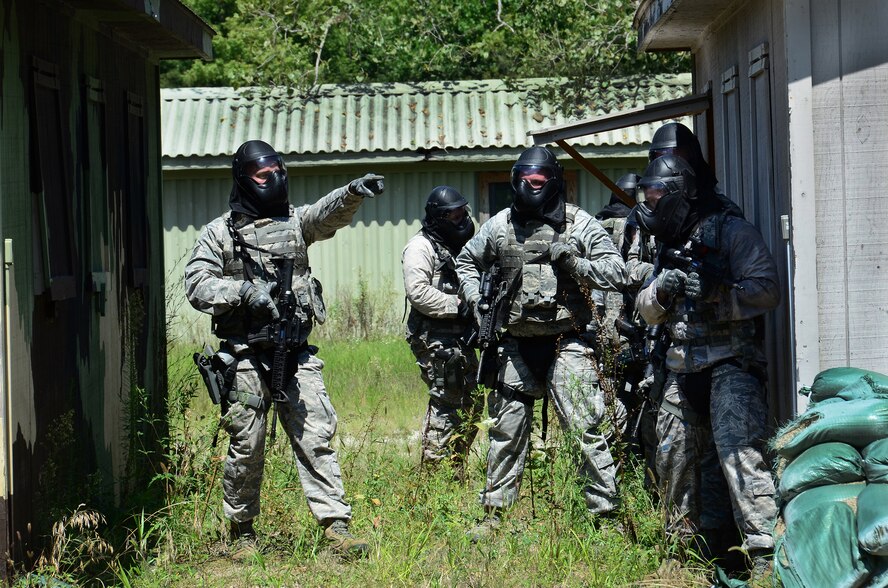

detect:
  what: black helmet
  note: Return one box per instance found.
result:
[510,146,564,213]
[230,140,289,217]
[423,185,474,250]
[636,155,698,244]
[613,172,642,205]
[648,122,717,193]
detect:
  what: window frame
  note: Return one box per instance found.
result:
[477,169,578,222]
[30,57,76,301]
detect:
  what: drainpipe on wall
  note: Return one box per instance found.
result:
[0,238,11,577]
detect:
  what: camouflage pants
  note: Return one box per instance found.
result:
[656,362,777,549]
[480,336,619,514]
[222,348,351,525]
[409,336,482,464]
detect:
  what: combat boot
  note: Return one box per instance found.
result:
[229,519,259,561]
[324,519,369,559]
[466,507,502,543]
[747,548,773,586]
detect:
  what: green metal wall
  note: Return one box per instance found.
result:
[164,157,646,343]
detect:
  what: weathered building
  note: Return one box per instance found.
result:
[161,76,692,342]
[0,0,211,570]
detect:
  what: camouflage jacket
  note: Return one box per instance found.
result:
[402,231,469,338]
[455,204,627,337]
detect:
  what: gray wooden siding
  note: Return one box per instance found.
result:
[811,0,888,371]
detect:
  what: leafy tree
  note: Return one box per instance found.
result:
[162,0,687,112]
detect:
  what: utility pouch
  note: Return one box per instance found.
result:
[432,347,465,389]
[193,345,237,405]
[520,263,558,310]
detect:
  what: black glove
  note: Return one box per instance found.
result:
[239,281,280,321]
[348,173,385,198]
[656,269,687,299]
[550,241,580,273]
[685,271,709,301]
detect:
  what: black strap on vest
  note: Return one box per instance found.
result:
[226,216,277,282]
[421,229,458,278]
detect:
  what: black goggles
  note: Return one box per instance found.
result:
[242,155,286,177]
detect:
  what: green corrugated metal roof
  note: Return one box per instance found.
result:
[161,75,691,161]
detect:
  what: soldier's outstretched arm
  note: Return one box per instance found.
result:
[300,174,385,246]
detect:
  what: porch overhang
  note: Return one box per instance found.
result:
[633,0,738,51]
[66,0,214,60]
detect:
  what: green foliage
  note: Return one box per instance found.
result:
[162,0,688,113]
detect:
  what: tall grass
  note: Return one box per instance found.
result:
[96,335,707,587]
[11,280,716,587]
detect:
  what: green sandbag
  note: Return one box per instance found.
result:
[772,399,888,460]
[858,484,888,556]
[863,439,888,484]
[778,442,864,503]
[805,367,888,403]
[812,376,888,405]
[781,484,869,588]
[774,521,806,588]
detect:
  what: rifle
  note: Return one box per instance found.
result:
[614,316,649,369]
[269,257,298,442]
[662,244,744,291]
[475,265,508,390]
[644,323,671,405]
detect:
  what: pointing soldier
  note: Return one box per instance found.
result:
[185,140,383,558]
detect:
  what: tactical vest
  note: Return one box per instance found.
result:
[406,232,469,338]
[501,204,593,331]
[668,212,758,356]
[212,211,325,345]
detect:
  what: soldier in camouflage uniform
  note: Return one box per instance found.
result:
[455,146,628,539]
[634,148,779,572]
[402,186,481,476]
[185,140,384,558]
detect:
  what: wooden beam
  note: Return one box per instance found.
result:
[555,140,635,207]
[530,90,711,145]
